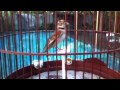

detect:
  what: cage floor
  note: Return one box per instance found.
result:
[27,70,104,79]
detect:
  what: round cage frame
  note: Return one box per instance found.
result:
[0,11,120,79]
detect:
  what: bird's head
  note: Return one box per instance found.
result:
[57,19,69,30]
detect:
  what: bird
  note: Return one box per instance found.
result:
[42,19,69,53]
[32,60,44,69]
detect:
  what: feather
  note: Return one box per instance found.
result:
[43,30,63,53]
[42,19,68,53]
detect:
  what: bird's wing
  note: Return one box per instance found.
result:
[43,30,63,52]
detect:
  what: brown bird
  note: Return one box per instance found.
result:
[42,19,69,53]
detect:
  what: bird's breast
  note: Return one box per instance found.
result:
[57,33,66,43]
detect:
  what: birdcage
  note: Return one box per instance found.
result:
[0,11,120,79]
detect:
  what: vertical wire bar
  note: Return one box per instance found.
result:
[0,11,1,78]
[95,11,99,48]
[48,12,50,37]
[15,11,20,78]
[114,11,118,33]
[0,11,2,33]
[0,52,2,79]
[118,13,119,33]
[9,11,12,77]
[101,11,104,79]
[83,11,86,79]
[34,11,37,77]
[0,11,3,79]
[74,11,76,79]
[2,12,6,78]
[1,11,6,78]
[113,11,118,72]
[35,11,41,79]
[61,12,65,79]
[3,54,6,78]
[5,11,11,77]
[99,11,103,79]
[107,11,111,75]
[17,11,21,76]
[88,11,91,60]
[19,11,24,79]
[7,11,12,77]
[11,11,17,78]
[44,11,49,79]
[4,11,9,77]
[54,11,58,79]
[119,13,120,72]
[65,11,67,79]
[23,13,27,55]
[5,11,10,77]
[80,12,83,59]
[35,11,38,78]
[8,11,13,79]
[27,11,33,79]
[31,12,35,62]
[70,12,72,61]
[91,11,95,79]
[1,53,4,78]
[38,12,41,77]
[38,11,41,79]
[75,11,78,79]
[16,11,21,79]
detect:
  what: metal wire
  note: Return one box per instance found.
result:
[0,11,120,79]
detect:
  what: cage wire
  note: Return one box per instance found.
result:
[0,11,120,79]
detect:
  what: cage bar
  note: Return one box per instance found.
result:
[0,11,120,79]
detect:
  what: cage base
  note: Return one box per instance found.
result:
[6,58,120,79]
[27,70,104,79]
